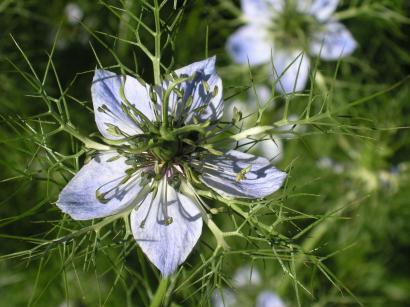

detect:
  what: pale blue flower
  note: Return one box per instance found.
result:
[64,3,84,25]
[212,266,286,307]
[232,265,262,287]
[226,0,357,93]
[317,156,344,174]
[256,291,286,307]
[212,289,237,307]
[57,57,287,276]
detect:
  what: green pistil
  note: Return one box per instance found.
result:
[150,128,204,163]
[150,139,181,162]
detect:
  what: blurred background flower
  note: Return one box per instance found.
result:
[226,0,357,93]
[212,266,286,307]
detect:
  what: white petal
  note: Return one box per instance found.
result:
[200,150,286,198]
[226,25,273,66]
[167,56,223,124]
[309,21,357,60]
[211,288,237,307]
[241,0,283,24]
[130,180,203,276]
[57,152,146,220]
[298,0,339,21]
[232,266,262,287]
[271,49,310,94]
[256,291,286,307]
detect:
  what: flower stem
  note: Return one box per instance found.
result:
[277,201,347,295]
[149,277,169,307]
[152,0,170,132]
[62,124,110,151]
[206,218,229,249]
[153,0,161,86]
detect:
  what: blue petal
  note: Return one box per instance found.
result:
[309,21,357,60]
[233,266,262,287]
[200,150,287,198]
[166,56,223,124]
[211,288,237,307]
[57,152,147,220]
[241,0,283,24]
[226,25,273,66]
[271,49,310,94]
[298,0,339,21]
[130,180,203,276]
[256,291,286,307]
[92,69,157,139]
[124,74,159,121]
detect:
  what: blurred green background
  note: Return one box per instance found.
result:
[0,0,409,306]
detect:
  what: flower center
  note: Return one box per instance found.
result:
[148,130,202,163]
[150,139,181,162]
[270,3,319,49]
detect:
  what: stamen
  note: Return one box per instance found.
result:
[170,86,184,123]
[189,160,227,174]
[212,85,219,98]
[97,104,132,137]
[120,103,142,126]
[180,180,211,216]
[235,165,252,182]
[201,80,210,92]
[106,155,121,162]
[162,180,173,225]
[140,184,158,228]
[149,86,158,104]
[105,123,129,138]
[95,170,139,204]
[185,95,193,109]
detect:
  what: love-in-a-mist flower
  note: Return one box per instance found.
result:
[57,57,287,276]
[226,0,357,93]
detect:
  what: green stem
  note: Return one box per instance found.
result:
[117,0,133,57]
[205,218,229,249]
[153,0,170,134]
[149,277,169,307]
[62,124,110,151]
[277,202,346,295]
[333,7,367,20]
[153,0,161,85]
[196,190,289,242]
[48,110,109,151]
